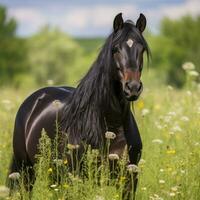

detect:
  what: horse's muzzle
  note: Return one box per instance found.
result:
[124,81,143,101]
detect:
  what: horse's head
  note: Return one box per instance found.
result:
[112,13,149,101]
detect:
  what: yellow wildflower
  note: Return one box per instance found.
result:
[48,168,53,173]
[137,100,144,110]
[166,149,176,154]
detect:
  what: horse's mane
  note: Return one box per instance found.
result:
[61,21,150,147]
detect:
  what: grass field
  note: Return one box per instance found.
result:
[0,71,199,200]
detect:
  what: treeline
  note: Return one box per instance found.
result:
[0,5,199,88]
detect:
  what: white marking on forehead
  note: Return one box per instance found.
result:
[126,38,134,48]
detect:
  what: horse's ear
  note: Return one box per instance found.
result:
[113,13,124,33]
[136,13,146,33]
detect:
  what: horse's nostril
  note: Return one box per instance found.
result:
[125,82,131,91]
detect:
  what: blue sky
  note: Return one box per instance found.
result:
[0,0,199,37]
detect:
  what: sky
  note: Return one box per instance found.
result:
[0,0,200,37]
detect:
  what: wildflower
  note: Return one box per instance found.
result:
[182,62,195,71]
[160,169,164,172]
[141,187,147,191]
[155,121,163,130]
[180,116,189,122]
[63,184,69,189]
[52,100,62,108]
[67,144,80,150]
[120,176,126,182]
[167,85,173,90]
[139,159,146,165]
[152,139,163,144]
[50,184,57,188]
[54,188,59,192]
[166,149,176,154]
[47,79,54,85]
[137,100,144,109]
[141,108,150,116]
[159,179,165,184]
[171,186,178,192]
[96,196,105,200]
[48,168,53,173]
[53,159,63,166]
[168,111,176,116]
[171,125,182,132]
[63,159,68,165]
[188,70,199,77]
[1,99,11,104]
[180,169,185,174]
[154,104,161,110]
[169,131,175,135]
[164,115,172,123]
[169,192,176,197]
[0,186,9,197]
[8,172,20,180]
[108,154,119,160]
[186,90,192,96]
[105,131,116,139]
[127,164,139,173]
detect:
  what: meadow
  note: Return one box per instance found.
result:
[0,64,199,200]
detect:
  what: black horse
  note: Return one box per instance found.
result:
[8,13,150,198]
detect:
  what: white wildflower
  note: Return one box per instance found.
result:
[141,187,147,191]
[0,186,9,197]
[52,100,62,108]
[188,70,199,77]
[155,121,163,130]
[169,131,175,135]
[108,153,119,160]
[50,184,57,188]
[160,169,164,172]
[168,111,176,116]
[164,115,172,123]
[152,139,163,144]
[169,192,176,197]
[8,172,20,180]
[105,131,116,139]
[139,159,146,165]
[171,125,182,132]
[186,90,192,96]
[159,179,165,184]
[182,62,195,71]
[180,116,189,122]
[67,144,80,150]
[180,169,185,174]
[47,79,54,85]
[167,85,173,90]
[171,186,178,192]
[96,196,105,200]
[127,164,139,173]
[53,159,63,166]
[141,108,150,116]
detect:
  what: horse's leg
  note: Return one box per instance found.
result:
[7,114,34,192]
[123,111,142,199]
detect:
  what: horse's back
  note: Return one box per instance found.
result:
[12,86,74,167]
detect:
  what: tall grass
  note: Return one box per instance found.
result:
[0,69,200,199]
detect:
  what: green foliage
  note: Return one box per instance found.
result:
[27,26,82,85]
[0,5,27,85]
[150,15,200,87]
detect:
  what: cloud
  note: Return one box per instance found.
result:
[8,7,46,33]
[160,0,200,19]
[6,1,200,36]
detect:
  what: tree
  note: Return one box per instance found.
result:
[0,5,27,85]
[160,16,200,87]
[27,26,82,85]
